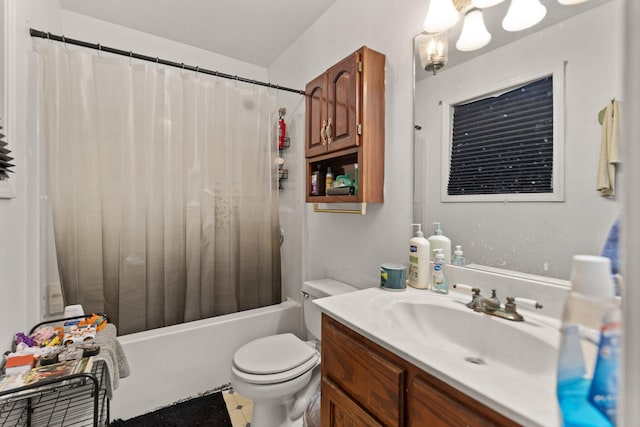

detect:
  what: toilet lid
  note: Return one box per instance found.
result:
[231,354,319,385]
[233,333,317,375]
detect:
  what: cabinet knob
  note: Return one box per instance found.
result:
[320,120,328,145]
[326,118,333,144]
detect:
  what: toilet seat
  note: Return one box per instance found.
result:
[232,333,319,385]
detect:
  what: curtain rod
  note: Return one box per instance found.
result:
[29,28,306,96]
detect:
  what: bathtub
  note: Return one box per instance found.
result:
[110,298,302,420]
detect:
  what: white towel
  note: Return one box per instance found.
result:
[596,100,621,197]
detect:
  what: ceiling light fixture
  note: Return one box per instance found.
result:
[502,0,547,32]
[471,0,506,7]
[421,0,585,59]
[423,0,460,33]
[456,7,492,51]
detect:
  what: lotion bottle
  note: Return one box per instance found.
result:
[428,222,451,263]
[432,250,449,294]
[408,224,430,289]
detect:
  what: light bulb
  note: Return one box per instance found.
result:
[456,9,492,51]
[423,0,460,33]
[502,0,546,32]
[471,0,506,7]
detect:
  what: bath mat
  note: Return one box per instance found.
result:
[108,391,232,426]
[222,388,254,427]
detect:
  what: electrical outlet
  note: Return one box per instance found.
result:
[48,282,64,315]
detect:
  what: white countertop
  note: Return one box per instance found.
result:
[314,286,562,427]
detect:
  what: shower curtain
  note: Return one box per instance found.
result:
[34,40,281,335]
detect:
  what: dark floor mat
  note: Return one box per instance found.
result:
[109,391,233,427]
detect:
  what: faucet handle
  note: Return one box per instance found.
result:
[513,297,543,310]
[452,283,473,292]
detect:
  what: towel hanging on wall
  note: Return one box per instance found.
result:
[596,99,621,197]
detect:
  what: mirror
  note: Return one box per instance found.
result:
[413,0,623,280]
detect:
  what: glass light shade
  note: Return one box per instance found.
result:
[557,0,589,4]
[423,0,460,33]
[502,0,546,32]
[456,9,492,51]
[471,0,506,8]
[418,33,449,75]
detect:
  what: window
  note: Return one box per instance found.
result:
[441,65,565,202]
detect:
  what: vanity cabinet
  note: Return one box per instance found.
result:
[305,46,385,204]
[321,314,521,427]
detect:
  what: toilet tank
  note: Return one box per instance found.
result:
[302,279,357,341]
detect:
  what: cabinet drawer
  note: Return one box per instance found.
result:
[322,315,405,427]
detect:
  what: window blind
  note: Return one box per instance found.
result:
[0,126,13,180]
[448,76,553,196]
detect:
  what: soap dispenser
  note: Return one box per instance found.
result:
[428,222,451,263]
[452,245,466,266]
[408,224,430,289]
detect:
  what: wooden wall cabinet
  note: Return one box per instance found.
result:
[321,314,521,427]
[305,46,385,204]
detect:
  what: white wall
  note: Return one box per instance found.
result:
[415,1,623,280]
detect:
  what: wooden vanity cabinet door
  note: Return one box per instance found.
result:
[322,377,384,427]
[322,314,405,427]
[305,72,328,158]
[408,375,522,427]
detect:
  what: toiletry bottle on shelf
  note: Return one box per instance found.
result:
[428,222,451,263]
[557,255,619,427]
[432,250,448,294]
[325,167,334,192]
[452,245,465,266]
[354,163,359,195]
[408,224,431,289]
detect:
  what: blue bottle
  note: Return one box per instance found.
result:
[557,255,619,426]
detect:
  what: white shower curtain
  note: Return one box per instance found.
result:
[34,40,281,334]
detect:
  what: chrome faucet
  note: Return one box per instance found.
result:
[455,286,543,322]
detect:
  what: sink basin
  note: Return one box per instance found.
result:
[384,300,558,374]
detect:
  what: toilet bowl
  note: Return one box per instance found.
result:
[230,279,357,427]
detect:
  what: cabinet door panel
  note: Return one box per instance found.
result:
[322,378,384,427]
[327,53,358,153]
[323,316,404,427]
[305,73,328,158]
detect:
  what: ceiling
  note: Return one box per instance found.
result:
[60,0,337,67]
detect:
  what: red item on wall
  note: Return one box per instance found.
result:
[278,108,286,149]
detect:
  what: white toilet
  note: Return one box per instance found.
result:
[230,279,357,427]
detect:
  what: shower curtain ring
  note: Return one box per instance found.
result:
[129,51,133,65]
[97,43,102,57]
[62,35,67,50]
[195,66,199,78]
